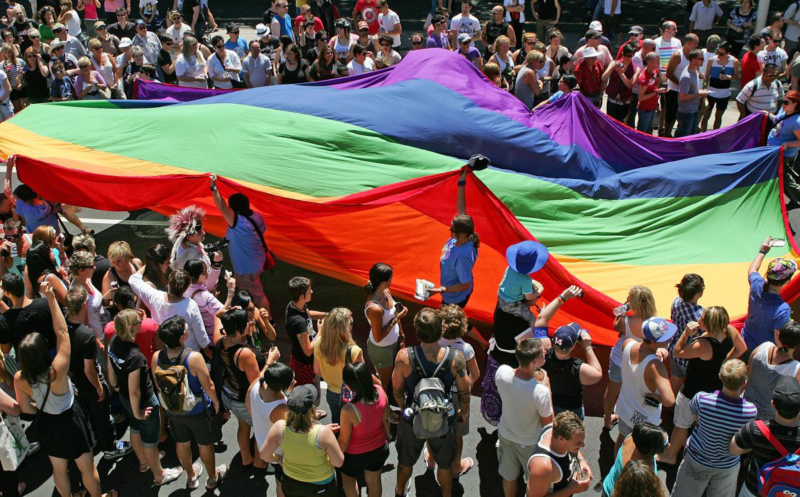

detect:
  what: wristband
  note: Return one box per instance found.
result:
[457,180,466,187]
[557,295,566,304]
[532,327,548,338]
[759,249,768,255]
[210,185,217,192]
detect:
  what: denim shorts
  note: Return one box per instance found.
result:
[120,394,161,448]
[223,393,252,426]
[608,361,622,383]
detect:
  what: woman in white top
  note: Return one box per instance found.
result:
[700,41,739,131]
[364,262,407,420]
[744,322,800,421]
[175,35,208,88]
[88,38,123,99]
[166,205,221,291]
[602,285,657,430]
[57,0,82,37]
[207,34,241,89]
[68,251,112,339]
[329,19,358,64]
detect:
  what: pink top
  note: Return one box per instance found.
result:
[84,1,98,20]
[346,387,388,455]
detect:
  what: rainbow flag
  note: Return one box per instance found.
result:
[0,50,792,346]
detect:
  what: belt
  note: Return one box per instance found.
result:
[608,98,631,105]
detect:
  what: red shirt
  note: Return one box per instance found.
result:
[104,317,159,362]
[294,15,324,34]
[741,51,760,88]
[575,60,605,96]
[637,68,660,111]
[353,0,380,35]
[616,39,643,59]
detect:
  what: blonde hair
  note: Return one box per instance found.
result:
[67,250,94,274]
[701,306,731,339]
[108,240,134,262]
[525,49,545,64]
[484,62,500,78]
[493,35,511,53]
[114,309,140,341]
[77,56,92,68]
[31,225,56,248]
[628,285,656,320]
[318,308,354,366]
[286,407,316,433]
[88,38,102,50]
[719,359,747,391]
[522,32,537,44]
[441,304,468,340]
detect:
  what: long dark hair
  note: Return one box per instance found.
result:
[144,243,169,291]
[26,241,60,291]
[364,262,392,295]
[18,332,53,386]
[342,362,378,404]
[451,214,480,249]
[675,273,704,301]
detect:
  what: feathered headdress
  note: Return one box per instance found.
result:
[166,205,205,244]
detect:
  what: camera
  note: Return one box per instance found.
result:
[0,248,9,258]
[203,238,230,256]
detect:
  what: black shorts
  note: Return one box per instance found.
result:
[396,418,456,468]
[706,95,730,112]
[341,443,390,478]
[167,405,223,446]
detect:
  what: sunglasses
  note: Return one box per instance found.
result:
[359,28,368,32]
[230,30,239,34]
[165,41,173,45]
[116,13,125,16]
[96,25,107,29]
[137,25,146,29]
[412,41,422,45]
[29,35,39,39]
[215,44,224,48]
[78,65,90,68]
[783,100,793,105]
[525,41,535,45]
[26,55,35,58]
[91,46,101,50]
[380,43,390,47]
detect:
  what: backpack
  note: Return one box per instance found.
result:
[340,345,354,404]
[408,346,456,439]
[154,349,200,415]
[754,420,800,497]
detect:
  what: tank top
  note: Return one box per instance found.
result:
[543,348,584,409]
[365,295,399,347]
[515,66,536,109]
[537,58,553,95]
[485,20,510,52]
[221,341,251,402]
[346,388,388,455]
[333,36,352,64]
[157,348,208,416]
[610,316,639,367]
[282,424,335,483]
[277,13,295,42]
[682,335,733,400]
[404,346,456,407]
[83,1,98,19]
[70,280,109,339]
[708,55,734,98]
[744,344,800,421]
[606,61,635,101]
[65,10,82,37]
[667,49,689,92]
[615,341,661,427]
[249,386,286,449]
[32,378,75,415]
[528,425,574,492]
[109,263,137,289]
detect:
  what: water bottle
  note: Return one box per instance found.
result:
[402,407,415,422]
[445,399,456,420]
[613,303,630,317]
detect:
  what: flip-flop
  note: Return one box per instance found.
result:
[102,491,118,497]
[602,415,619,431]
[457,457,474,478]
[316,410,327,420]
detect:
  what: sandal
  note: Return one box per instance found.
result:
[101,491,118,497]
[155,467,183,486]
[457,457,474,478]
[186,463,203,490]
[139,450,166,473]
[315,409,327,420]
[72,490,87,497]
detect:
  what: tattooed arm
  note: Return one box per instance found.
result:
[391,347,411,411]
[451,350,471,423]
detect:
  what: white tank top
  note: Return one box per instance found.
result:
[91,54,116,90]
[667,49,689,92]
[615,341,661,427]
[610,316,640,366]
[333,37,352,63]
[71,280,109,339]
[365,293,399,347]
[249,386,287,450]
[65,10,82,37]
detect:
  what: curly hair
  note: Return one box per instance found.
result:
[441,304,468,340]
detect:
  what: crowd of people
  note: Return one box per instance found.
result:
[1,1,800,497]
[0,151,794,497]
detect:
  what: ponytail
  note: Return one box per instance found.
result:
[469,232,481,250]
[451,214,479,250]
[365,262,393,295]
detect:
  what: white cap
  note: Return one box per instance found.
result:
[589,20,603,33]
[255,23,269,37]
[119,37,132,48]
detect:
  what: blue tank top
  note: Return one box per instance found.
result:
[158,348,209,416]
[404,346,456,406]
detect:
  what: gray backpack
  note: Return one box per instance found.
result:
[408,346,456,439]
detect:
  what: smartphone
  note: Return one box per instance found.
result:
[110,281,119,289]
[769,238,786,247]
[395,302,405,313]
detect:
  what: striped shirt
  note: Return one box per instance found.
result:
[686,390,757,469]
[654,36,682,74]
[669,297,703,369]
[736,77,785,114]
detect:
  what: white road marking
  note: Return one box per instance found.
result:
[63,217,169,226]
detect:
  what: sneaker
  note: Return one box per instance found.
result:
[103,441,133,460]
[186,463,203,490]
[205,464,229,490]
[28,442,40,456]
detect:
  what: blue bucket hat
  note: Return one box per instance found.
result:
[506,241,549,274]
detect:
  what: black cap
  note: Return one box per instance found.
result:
[226,22,239,33]
[287,384,318,414]
[773,375,800,413]
[585,29,600,40]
